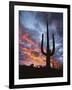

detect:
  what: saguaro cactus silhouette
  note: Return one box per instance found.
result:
[41,20,55,67]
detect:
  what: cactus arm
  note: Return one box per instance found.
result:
[50,34,55,56]
[41,34,47,55]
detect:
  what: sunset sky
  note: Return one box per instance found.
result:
[19,11,63,68]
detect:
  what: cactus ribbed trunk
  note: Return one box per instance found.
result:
[46,54,50,67]
[46,20,50,67]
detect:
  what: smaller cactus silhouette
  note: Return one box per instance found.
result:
[41,20,55,67]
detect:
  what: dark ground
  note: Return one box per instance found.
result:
[19,65,63,79]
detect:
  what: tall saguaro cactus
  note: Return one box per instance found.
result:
[41,20,55,67]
